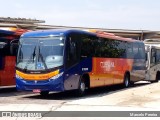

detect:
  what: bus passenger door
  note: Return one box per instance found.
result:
[145,46,150,80]
[149,48,157,80]
[64,35,81,90]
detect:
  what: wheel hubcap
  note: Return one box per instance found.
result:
[80,82,85,92]
[125,77,129,87]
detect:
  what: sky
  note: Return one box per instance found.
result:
[0,0,160,30]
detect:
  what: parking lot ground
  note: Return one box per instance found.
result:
[0,81,160,120]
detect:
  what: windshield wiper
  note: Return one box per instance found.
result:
[24,46,36,71]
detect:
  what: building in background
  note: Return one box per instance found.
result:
[0,17,160,87]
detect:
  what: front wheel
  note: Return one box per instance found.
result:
[76,78,86,96]
[40,91,49,96]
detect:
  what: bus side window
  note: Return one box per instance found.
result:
[156,49,160,63]
[151,48,156,64]
[126,43,133,59]
[66,35,79,68]
[69,37,77,60]
[101,39,126,58]
[133,43,139,59]
[116,41,126,58]
[81,35,96,58]
[138,43,145,59]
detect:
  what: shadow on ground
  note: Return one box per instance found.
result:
[0,87,16,94]
[22,81,151,100]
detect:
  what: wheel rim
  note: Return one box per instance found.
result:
[125,76,129,87]
[80,81,85,92]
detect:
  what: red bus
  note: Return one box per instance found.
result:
[0,28,27,87]
[16,29,146,96]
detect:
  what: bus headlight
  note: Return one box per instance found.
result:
[50,72,63,80]
[16,74,23,79]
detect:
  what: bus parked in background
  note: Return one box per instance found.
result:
[144,40,160,82]
[16,29,146,96]
[0,29,27,87]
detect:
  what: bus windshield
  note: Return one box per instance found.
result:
[16,36,64,71]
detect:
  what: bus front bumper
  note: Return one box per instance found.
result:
[16,77,64,92]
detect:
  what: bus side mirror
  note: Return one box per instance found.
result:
[0,42,7,49]
[10,39,19,56]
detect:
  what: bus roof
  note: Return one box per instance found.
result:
[21,29,95,38]
[0,29,15,35]
[95,31,139,42]
[21,29,140,43]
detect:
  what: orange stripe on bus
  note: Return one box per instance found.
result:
[16,70,59,80]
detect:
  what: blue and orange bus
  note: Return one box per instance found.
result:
[16,29,146,96]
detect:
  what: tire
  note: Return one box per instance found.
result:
[40,91,49,96]
[155,72,160,82]
[76,78,86,96]
[123,73,130,88]
[151,72,160,83]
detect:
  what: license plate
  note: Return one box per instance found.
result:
[33,89,41,93]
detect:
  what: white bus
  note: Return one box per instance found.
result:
[145,39,160,82]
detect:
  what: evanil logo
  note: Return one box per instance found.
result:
[100,61,115,71]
